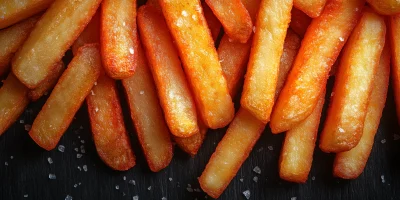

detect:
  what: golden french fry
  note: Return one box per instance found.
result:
[334,43,390,179]
[28,61,64,101]
[29,44,101,150]
[173,121,207,156]
[0,73,29,136]
[122,45,173,172]
[71,10,100,55]
[319,9,386,153]
[367,0,400,15]
[0,0,53,29]
[270,0,365,134]
[294,0,327,18]
[202,1,222,41]
[289,7,311,38]
[0,15,39,76]
[159,0,234,129]
[241,0,293,123]
[391,14,400,125]
[12,0,101,89]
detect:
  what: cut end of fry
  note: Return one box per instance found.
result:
[28,62,65,101]
[367,0,400,15]
[294,0,327,18]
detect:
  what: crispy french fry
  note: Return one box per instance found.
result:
[159,0,234,129]
[87,71,136,171]
[28,61,64,101]
[29,44,101,150]
[294,0,327,18]
[122,45,173,172]
[173,121,207,156]
[319,9,386,153]
[279,90,326,183]
[270,0,365,134]
[289,7,311,38]
[334,43,390,179]
[100,0,137,79]
[205,0,252,43]
[391,15,400,125]
[12,0,101,89]
[0,15,39,76]
[199,108,265,198]
[202,1,222,42]
[71,10,100,55]
[0,73,29,136]
[241,0,293,123]
[367,0,400,15]
[0,0,53,29]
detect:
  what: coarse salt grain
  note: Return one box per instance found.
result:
[74,148,79,152]
[49,173,56,180]
[4,162,8,166]
[291,197,297,200]
[147,186,152,190]
[339,37,344,42]
[240,178,244,182]
[74,184,78,188]
[129,48,134,55]
[20,120,24,123]
[381,175,385,183]
[338,127,345,133]
[140,91,144,95]
[242,190,250,199]
[24,194,28,198]
[48,157,53,164]
[253,176,258,182]
[187,187,193,192]
[253,166,261,174]
[133,196,139,200]
[10,156,13,159]
[169,177,173,181]
[77,166,82,171]
[161,197,167,200]
[58,145,65,152]
[123,176,126,181]
[65,195,73,200]
[115,185,119,190]
[312,176,315,180]
[81,140,85,144]
[77,154,82,159]
[182,10,188,17]
[95,107,99,112]
[381,139,386,144]
[268,146,273,150]
[129,180,136,185]
[83,165,88,172]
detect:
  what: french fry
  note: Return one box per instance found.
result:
[71,10,100,55]
[367,0,400,15]
[319,9,386,153]
[199,108,265,198]
[294,0,327,18]
[159,0,235,129]
[29,44,101,150]
[205,0,253,43]
[240,0,293,123]
[270,0,365,134]
[289,7,311,38]
[0,73,29,136]
[173,121,207,156]
[333,43,390,179]
[202,2,222,42]
[122,45,173,172]
[12,0,102,89]
[279,90,326,183]
[0,0,53,29]
[0,15,39,76]
[28,61,64,101]
[391,15,400,125]
[100,0,137,79]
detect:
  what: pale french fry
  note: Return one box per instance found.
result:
[289,7,311,38]
[240,0,293,123]
[12,0,102,89]
[138,5,199,138]
[0,73,29,136]
[28,61,64,101]
[29,44,101,150]
[202,1,222,41]
[279,90,326,183]
[87,71,136,171]
[319,9,386,153]
[391,15,400,125]
[270,0,365,134]
[199,108,265,198]
[159,0,234,129]
[294,0,327,18]
[71,10,100,55]
[205,0,253,43]
[334,43,390,179]
[0,15,39,76]
[0,0,53,29]
[367,0,400,15]
[100,0,137,79]
[122,45,173,172]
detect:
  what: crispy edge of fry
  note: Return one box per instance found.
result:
[72,10,100,55]
[333,42,390,179]
[11,0,102,89]
[0,73,29,136]
[294,0,327,18]
[199,108,265,198]
[289,7,311,38]
[279,89,326,183]
[202,1,222,42]
[100,0,137,79]
[0,0,53,29]
[319,9,386,153]
[367,0,400,15]
[28,61,64,101]
[390,14,400,125]
[240,0,293,123]
[122,44,173,172]
[29,44,101,150]
[270,0,365,134]
[205,0,253,43]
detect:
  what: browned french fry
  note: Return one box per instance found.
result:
[279,90,326,183]
[122,45,173,172]
[0,15,39,76]
[71,10,100,55]
[28,61,64,101]
[240,0,293,123]
[100,0,137,79]
[319,9,386,153]
[367,0,400,15]
[29,44,101,150]
[0,0,53,29]
[0,73,29,136]
[12,0,102,89]
[159,0,234,129]
[205,0,253,43]
[289,7,311,38]
[202,1,222,41]
[333,42,390,179]
[270,0,365,134]
[173,121,207,156]
[391,14,400,125]
[294,0,327,18]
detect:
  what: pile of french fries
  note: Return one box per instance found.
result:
[0,0,399,198]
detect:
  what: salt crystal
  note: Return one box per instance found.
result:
[79,182,81,185]
[74,148,79,152]
[4,162,8,166]
[258,147,263,152]
[187,184,191,187]
[253,166,261,174]
[58,145,65,152]
[83,165,88,172]
[123,192,126,196]
[10,156,13,159]
[242,190,250,199]
[381,175,385,183]
[394,134,400,140]
[192,15,197,21]
[24,124,31,131]
[140,91,144,95]
[311,176,315,181]
[161,198,167,200]
[240,178,244,182]
[268,146,274,150]
[48,173,56,180]
[77,154,82,159]
[182,10,188,17]
[253,176,258,182]
[77,166,82,171]
[95,107,99,112]
[187,187,193,192]
[194,188,201,192]
[80,145,85,153]
[147,186,152,190]
[115,185,119,190]
[339,37,344,42]
[129,180,136,185]
[91,90,95,96]
[129,48,135,55]
[74,184,78,188]
[338,127,345,133]
[24,194,28,198]
[123,176,126,181]
[169,177,173,181]
[20,120,24,124]
[381,139,386,144]
[94,82,97,86]
[133,196,139,200]
[65,195,73,200]
[48,157,53,164]
[81,140,85,144]
[291,197,297,200]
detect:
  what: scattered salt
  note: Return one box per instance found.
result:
[4,162,8,166]
[311,176,316,181]
[81,140,85,144]
[95,107,99,112]
[161,197,167,200]
[339,37,344,42]
[291,197,297,200]
[194,188,201,192]
[147,186,152,190]
[58,145,65,152]
[47,157,53,164]
[381,175,385,183]
[240,178,244,182]
[77,166,82,171]
[24,194,28,198]
[338,127,345,133]
[80,145,85,153]
[253,166,261,174]
[94,82,97,86]
[242,190,251,199]
[186,187,193,192]
[253,176,258,182]
[10,156,13,159]
[77,154,82,159]
[20,120,24,124]
[381,139,386,144]
[182,10,188,17]
[258,147,263,152]
[79,182,81,185]
[91,90,95,96]
[74,184,78,188]
[133,196,139,200]
[129,48,135,55]
[123,176,126,181]
[168,177,173,181]
[65,195,73,200]
[83,165,88,172]
[115,185,119,190]
[48,173,56,180]
[129,180,136,185]
[268,146,274,151]
[140,91,144,95]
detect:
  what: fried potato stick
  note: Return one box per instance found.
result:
[391,14,400,125]
[367,0,400,15]
[294,0,327,18]
[202,2,222,42]
[28,62,64,101]
[71,10,100,55]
